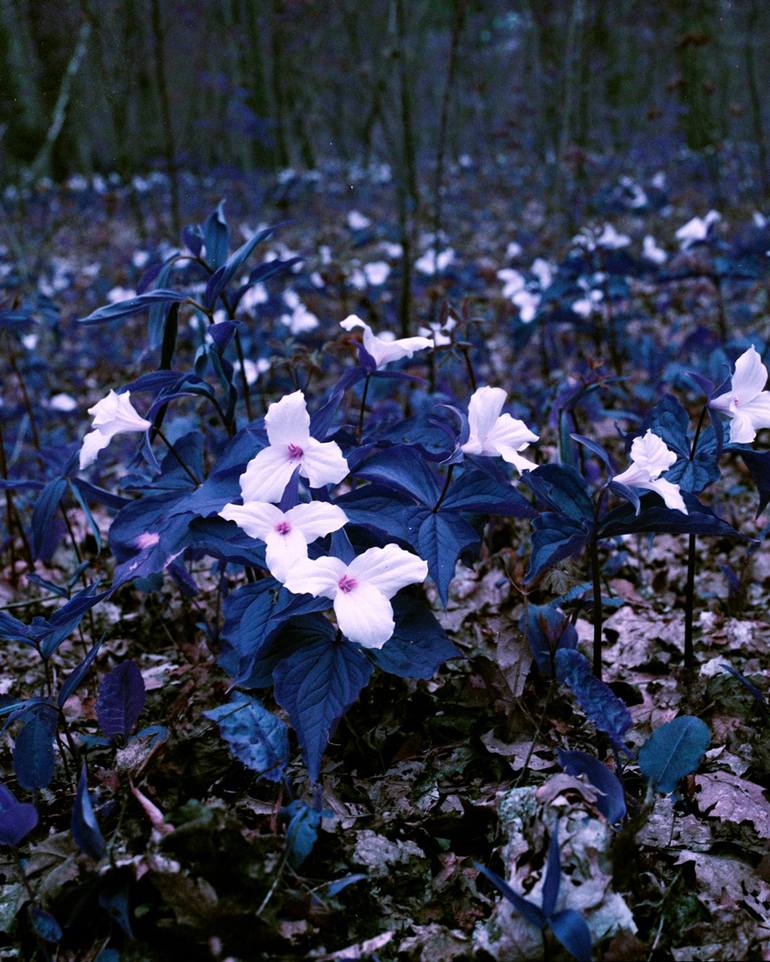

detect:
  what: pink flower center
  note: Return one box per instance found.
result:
[337,574,357,593]
[275,521,291,536]
[287,443,304,461]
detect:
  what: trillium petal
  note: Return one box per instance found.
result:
[728,412,758,444]
[737,392,770,435]
[641,478,688,514]
[283,556,347,599]
[466,386,507,447]
[497,445,538,474]
[240,446,299,503]
[612,462,647,487]
[79,429,111,469]
[88,390,151,434]
[709,390,732,415]
[265,528,310,582]
[371,334,433,367]
[300,438,349,489]
[285,502,348,542]
[486,413,539,452]
[264,391,311,447]
[340,314,367,333]
[627,430,677,479]
[731,346,767,404]
[219,501,283,540]
[348,544,428,598]
[334,583,394,648]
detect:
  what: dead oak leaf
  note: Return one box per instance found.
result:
[695,772,770,839]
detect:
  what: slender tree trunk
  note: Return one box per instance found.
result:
[149,0,180,234]
[744,0,769,199]
[432,0,466,282]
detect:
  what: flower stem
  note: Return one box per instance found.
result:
[357,374,371,441]
[233,329,255,423]
[590,534,603,679]
[684,533,697,668]
[154,428,201,485]
[683,404,708,668]
[433,464,455,513]
[515,680,555,787]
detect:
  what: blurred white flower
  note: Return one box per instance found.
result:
[49,393,78,412]
[239,283,268,312]
[642,235,667,264]
[530,257,553,289]
[107,286,137,303]
[596,224,631,249]
[497,268,525,299]
[347,210,372,230]
[233,357,270,386]
[415,248,455,275]
[676,210,720,249]
[380,242,403,259]
[364,261,391,286]
[79,390,152,470]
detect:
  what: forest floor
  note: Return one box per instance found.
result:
[1,156,769,961]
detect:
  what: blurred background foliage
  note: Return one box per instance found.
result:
[0,0,767,201]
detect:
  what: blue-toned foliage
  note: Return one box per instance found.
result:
[71,765,106,860]
[555,650,632,748]
[557,749,626,824]
[204,694,289,782]
[283,799,324,868]
[273,620,373,782]
[0,784,38,846]
[524,603,579,676]
[13,702,59,790]
[638,715,710,794]
[96,661,146,738]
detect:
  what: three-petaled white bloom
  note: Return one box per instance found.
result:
[240,391,348,503]
[283,544,428,648]
[219,501,348,581]
[613,430,687,513]
[460,386,538,474]
[709,346,770,444]
[79,390,152,470]
[340,315,433,369]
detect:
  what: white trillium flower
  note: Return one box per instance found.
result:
[513,289,540,323]
[363,261,391,286]
[219,501,348,581]
[642,235,667,264]
[613,430,687,513]
[460,386,538,473]
[414,248,454,275]
[240,391,348,503]
[48,393,78,412]
[596,223,631,249]
[497,268,526,299]
[283,544,428,648]
[79,389,152,470]
[710,346,770,444]
[675,210,720,249]
[340,315,433,368]
[530,258,553,289]
[347,210,372,230]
